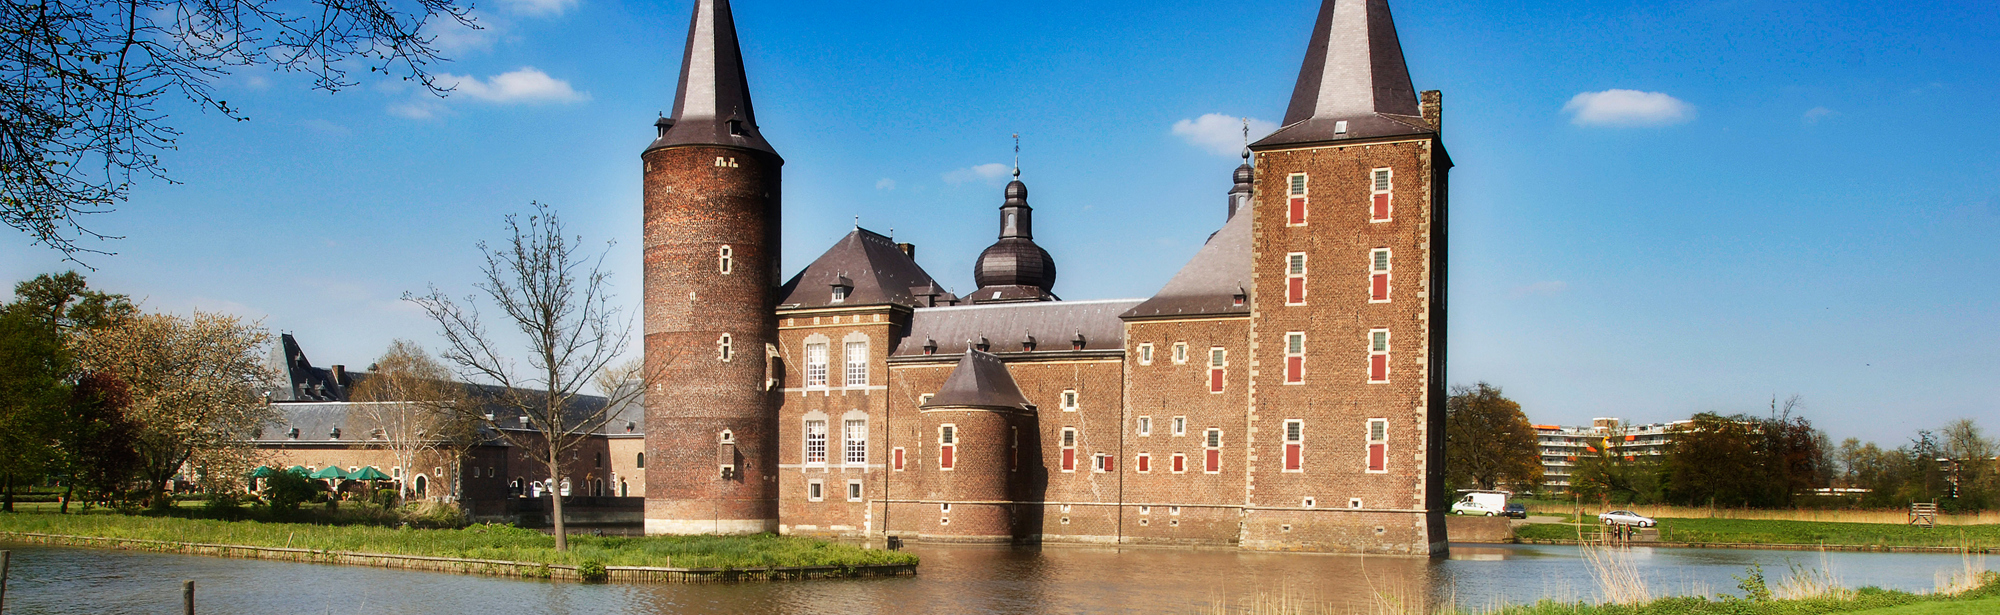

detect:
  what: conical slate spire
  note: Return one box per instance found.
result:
[648,0,776,155]
[1255,0,1431,147]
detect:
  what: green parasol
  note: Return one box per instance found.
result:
[247,466,276,478]
[309,466,348,480]
[349,466,392,481]
[286,466,311,476]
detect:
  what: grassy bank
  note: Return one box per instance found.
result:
[1514,517,2000,550]
[1515,501,2000,527]
[0,512,916,570]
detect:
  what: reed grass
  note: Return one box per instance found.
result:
[1514,517,2000,550]
[0,512,916,569]
[1520,504,2000,527]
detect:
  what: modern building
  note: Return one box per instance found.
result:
[1533,418,1682,493]
[642,0,1452,555]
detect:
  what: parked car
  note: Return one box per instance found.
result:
[1598,510,1656,527]
[1502,503,1528,519]
[1450,499,1503,516]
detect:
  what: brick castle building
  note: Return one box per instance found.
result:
[643,0,1451,555]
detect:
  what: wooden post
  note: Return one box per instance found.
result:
[182,580,194,615]
[2,549,11,613]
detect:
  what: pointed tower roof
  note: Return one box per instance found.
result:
[920,350,1036,413]
[648,0,776,156]
[1254,0,1432,148]
[777,227,951,308]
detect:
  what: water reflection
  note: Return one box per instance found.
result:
[0,541,1985,614]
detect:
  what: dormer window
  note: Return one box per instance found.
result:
[626,421,636,433]
[288,428,300,440]
[830,275,852,303]
[328,428,341,440]
[922,338,938,356]
[1022,335,1037,352]
[728,119,745,136]
[975,337,991,352]
[1071,333,1086,351]
[518,416,530,428]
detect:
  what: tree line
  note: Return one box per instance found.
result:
[1446,385,1996,511]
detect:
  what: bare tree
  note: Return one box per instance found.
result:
[71,310,274,505]
[350,339,471,501]
[2,0,474,258]
[408,202,655,551]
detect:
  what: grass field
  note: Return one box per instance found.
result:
[1516,501,2000,527]
[1513,517,2000,550]
[0,512,917,570]
[1846,597,2000,614]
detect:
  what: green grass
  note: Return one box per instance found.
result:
[1514,518,2000,550]
[1845,597,2000,614]
[1479,575,2000,615]
[0,511,917,570]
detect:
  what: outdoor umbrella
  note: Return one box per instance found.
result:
[310,466,348,480]
[247,466,276,478]
[286,466,310,476]
[350,466,392,481]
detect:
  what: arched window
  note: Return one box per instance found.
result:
[414,475,428,498]
[719,245,733,274]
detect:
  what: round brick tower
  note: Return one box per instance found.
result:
[915,350,1038,542]
[642,0,783,536]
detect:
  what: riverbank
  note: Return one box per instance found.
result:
[0,512,915,582]
[1511,517,1999,552]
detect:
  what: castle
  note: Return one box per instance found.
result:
[642,0,1450,555]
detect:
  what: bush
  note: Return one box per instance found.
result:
[371,489,401,508]
[263,471,320,513]
[577,560,608,583]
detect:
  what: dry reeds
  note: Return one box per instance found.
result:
[1524,503,2000,526]
[1578,544,1651,605]
[1772,551,1849,600]
[1934,550,1991,596]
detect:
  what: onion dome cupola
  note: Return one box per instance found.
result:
[971,169,1059,303]
[1228,149,1254,220]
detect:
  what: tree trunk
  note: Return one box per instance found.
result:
[2,473,13,512]
[549,453,567,551]
[61,480,74,514]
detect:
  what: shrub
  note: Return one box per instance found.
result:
[577,560,608,583]
[263,471,320,513]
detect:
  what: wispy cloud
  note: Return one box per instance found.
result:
[299,119,352,138]
[426,15,497,54]
[1563,90,1694,127]
[1171,113,1277,156]
[496,0,578,17]
[875,178,896,191]
[1802,107,1838,125]
[437,67,589,104]
[1510,281,1569,299]
[943,163,1011,185]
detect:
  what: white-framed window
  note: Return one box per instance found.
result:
[844,418,868,465]
[1172,416,1187,437]
[1350,498,1365,509]
[847,480,863,502]
[1061,389,1078,412]
[831,286,848,303]
[1093,453,1113,473]
[1284,419,1304,472]
[1138,416,1152,437]
[1370,248,1392,303]
[807,479,824,502]
[718,333,733,362]
[1208,347,1227,394]
[939,424,956,470]
[805,342,829,388]
[1369,329,1390,383]
[1367,418,1389,473]
[1287,173,1309,226]
[1137,452,1151,473]
[1287,252,1307,305]
[719,245,734,274]
[1171,452,1187,474]
[1370,168,1393,222]
[1172,342,1188,364]
[844,341,869,387]
[1204,428,1223,473]
[1138,343,1154,365]
[1285,332,1306,384]
[804,419,828,464]
[1061,427,1078,472]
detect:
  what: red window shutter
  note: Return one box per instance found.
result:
[1173,455,1185,473]
[1210,368,1224,392]
[1368,443,1386,471]
[1286,356,1303,383]
[941,445,954,469]
[894,448,905,470]
[1138,455,1150,472]
[1062,448,1075,471]
[1370,354,1387,381]
[1288,277,1304,303]
[1372,274,1389,301]
[1373,193,1390,221]
[1205,449,1220,473]
[1285,443,1301,471]
[1104,456,1114,472]
[1289,197,1306,224]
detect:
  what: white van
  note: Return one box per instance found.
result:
[1450,491,1508,516]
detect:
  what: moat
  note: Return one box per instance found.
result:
[0,541,1986,613]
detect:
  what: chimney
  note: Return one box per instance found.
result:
[330,365,346,385]
[1422,90,1443,132]
[896,243,916,258]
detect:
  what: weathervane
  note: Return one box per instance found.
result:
[1012,133,1021,177]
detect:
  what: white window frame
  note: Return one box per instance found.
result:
[1366,418,1390,474]
[719,245,734,274]
[939,424,957,471]
[1138,416,1152,437]
[1283,419,1305,473]
[1138,343,1154,365]
[1285,331,1306,385]
[804,419,828,465]
[1369,248,1392,304]
[804,342,829,388]
[1171,452,1187,474]
[1368,329,1391,384]
[1137,452,1151,473]
[892,446,906,471]
[1208,347,1227,394]
[718,333,733,362]
[844,341,869,387]
[1286,252,1308,306]
[1172,342,1188,364]
[830,286,848,303]
[1060,427,1078,473]
[1287,172,1309,226]
[1370,167,1393,223]
[1061,389,1078,412]
[843,418,868,466]
[1172,416,1187,437]
[1204,428,1223,474]
[847,479,864,502]
[807,479,824,502]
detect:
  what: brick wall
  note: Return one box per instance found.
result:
[774,307,902,537]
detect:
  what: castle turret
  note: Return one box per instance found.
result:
[643,0,783,535]
[970,171,1059,303]
[916,350,1038,541]
[1228,150,1253,220]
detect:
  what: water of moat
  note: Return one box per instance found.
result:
[0,540,1986,614]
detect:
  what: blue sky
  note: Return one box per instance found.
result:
[3,0,1995,444]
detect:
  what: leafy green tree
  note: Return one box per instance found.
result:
[55,372,143,511]
[1662,397,1824,508]
[1445,383,1543,491]
[0,304,69,510]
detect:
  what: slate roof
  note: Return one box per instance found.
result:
[971,178,1058,301]
[1255,0,1435,148]
[647,0,777,157]
[267,334,353,402]
[893,299,1142,357]
[1121,208,1252,321]
[779,227,951,309]
[920,350,1035,413]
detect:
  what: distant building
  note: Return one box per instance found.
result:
[1533,418,1683,494]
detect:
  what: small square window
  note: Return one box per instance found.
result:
[1373,169,1392,192]
[1138,343,1154,365]
[1172,416,1186,436]
[1061,390,1078,411]
[1290,174,1307,196]
[1172,342,1188,364]
[1289,254,1307,275]
[847,481,863,502]
[1138,416,1152,436]
[1372,330,1389,353]
[807,481,824,502]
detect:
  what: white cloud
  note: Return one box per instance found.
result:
[1562,90,1694,127]
[388,100,445,119]
[942,163,1011,185]
[875,178,896,191]
[497,0,577,17]
[1802,106,1838,125]
[437,67,589,104]
[1510,281,1569,299]
[1171,113,1278,156]
[299,119,352,137]
[426,16,497,54]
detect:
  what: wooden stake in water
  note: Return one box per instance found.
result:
[2,549,11,613]
[182,580,193,615]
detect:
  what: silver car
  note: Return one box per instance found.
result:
[1598,510,1656,528]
